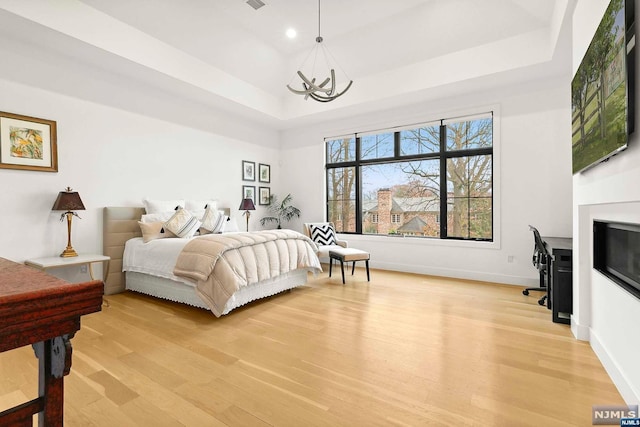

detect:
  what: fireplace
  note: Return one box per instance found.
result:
[594,220,640,300]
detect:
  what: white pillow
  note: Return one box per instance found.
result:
[164,208,201,238]
[185,199,218,212]
[143,198,184,214]
[222,216,240,233]
[200,207,226,233]
[141,211,176,223]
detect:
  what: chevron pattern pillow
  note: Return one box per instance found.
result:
[309,223,337,246]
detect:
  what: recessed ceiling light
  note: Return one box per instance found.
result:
[286,28,297,39]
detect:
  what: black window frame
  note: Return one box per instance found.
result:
[325,113,494,241]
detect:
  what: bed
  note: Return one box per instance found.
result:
[103,207,322,316]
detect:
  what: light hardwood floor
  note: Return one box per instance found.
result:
[0,268,624,426]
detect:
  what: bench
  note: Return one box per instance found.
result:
[328,248,370,284]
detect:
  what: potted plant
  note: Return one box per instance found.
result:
[260,193,301,229]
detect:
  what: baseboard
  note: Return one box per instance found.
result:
[369,260,539,287]
[590,329,640,405]
[571,318,590,341]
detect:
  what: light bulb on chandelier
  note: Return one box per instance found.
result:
[286,0,353,102]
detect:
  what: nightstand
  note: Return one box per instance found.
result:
[25,254,110,282]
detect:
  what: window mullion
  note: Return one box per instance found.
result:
[356,165,362,234]
[394,131,400,157]
[467,158,471,239]
[439,123,447,239]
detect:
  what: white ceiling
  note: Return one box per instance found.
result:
[0,0,573,130]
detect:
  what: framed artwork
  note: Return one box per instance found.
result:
[259,187,271,205]
[242,185,256,203]
[242,160,255,181]
[258,163,270,183]
[0,111,58,172]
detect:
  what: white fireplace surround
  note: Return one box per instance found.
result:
[573,201,640,405]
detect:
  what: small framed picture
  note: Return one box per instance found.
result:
[259,187,271,205]
[242,160,255,181]
[0,111,58,172]
[258,163,270,183]
[242,185,256,203]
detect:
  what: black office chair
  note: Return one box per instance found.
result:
[522,225,548,306]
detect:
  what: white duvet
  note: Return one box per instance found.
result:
[123,237,197,284]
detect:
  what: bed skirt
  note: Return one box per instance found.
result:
[125,269,310,315]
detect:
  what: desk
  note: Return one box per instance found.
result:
[542,237,573,324]
[0,258,103,426]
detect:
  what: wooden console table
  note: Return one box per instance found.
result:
[0,257,103,426]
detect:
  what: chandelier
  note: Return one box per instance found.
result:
[286,0,353,102]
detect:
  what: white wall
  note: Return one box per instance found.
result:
[0,78,280,280]
[572,0,640,405]
[280,76,573,286]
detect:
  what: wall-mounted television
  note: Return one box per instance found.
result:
[572,0,635,174]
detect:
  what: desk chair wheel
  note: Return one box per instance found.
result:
[538,296,547,306]
[522,289,530,296]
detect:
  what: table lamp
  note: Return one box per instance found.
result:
[239,198,255,232]
[51,187,85,257]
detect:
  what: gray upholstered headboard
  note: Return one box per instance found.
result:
[102,206,231,295]
[103,207,145,295]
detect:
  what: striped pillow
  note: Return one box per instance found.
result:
[309,223,337,246]
[200,207,226,233]
[164,208,201,238]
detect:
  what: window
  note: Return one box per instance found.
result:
[325,113,493,241]
[361,132,394,160]
[326,166,356,232]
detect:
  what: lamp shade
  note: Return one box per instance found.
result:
[238,198,255,211]
[52,187,85,211]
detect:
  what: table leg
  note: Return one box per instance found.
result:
[88,263,96,281]
[102,259,110,282]
[34,336,70,427]
[87,259,110,282]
